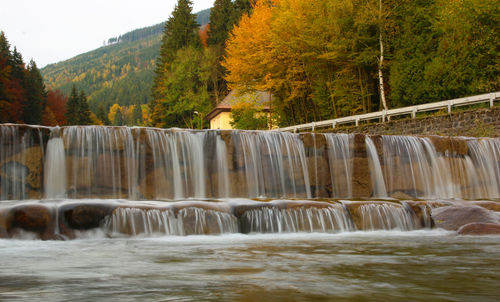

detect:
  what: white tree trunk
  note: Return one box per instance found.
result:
[378,0,388,112]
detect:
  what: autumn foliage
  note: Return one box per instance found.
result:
[223,0,500,127]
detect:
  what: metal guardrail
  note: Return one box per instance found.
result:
[275,92,500,132]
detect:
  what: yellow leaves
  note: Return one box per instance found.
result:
[108,103,121,124]
[222,0,277,92]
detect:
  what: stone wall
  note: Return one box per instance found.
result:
[321,107,500,137]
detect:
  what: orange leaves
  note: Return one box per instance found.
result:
[199,24,210,48]
[45,89,68,125]
[222,0,278,92]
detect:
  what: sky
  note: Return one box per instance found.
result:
[0,0,214,68]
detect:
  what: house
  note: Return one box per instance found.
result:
[206,90,273,130]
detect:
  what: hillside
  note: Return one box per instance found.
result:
[41,8,210,113]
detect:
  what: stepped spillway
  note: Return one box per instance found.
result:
[0,124,499,239]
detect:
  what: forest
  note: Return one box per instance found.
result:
[1,0,499,128]
[151,0,499,128]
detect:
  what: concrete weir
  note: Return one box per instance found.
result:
[0,124,499,239]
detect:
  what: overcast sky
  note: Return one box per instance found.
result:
[0,0,214,68]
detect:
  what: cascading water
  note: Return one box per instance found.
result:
[0,125,46,200]
[1,124,500,240]
[231,131,311,198]
[365,136,387,198]
[240,202,354,233]
[44,129,66,199]
[467,138,500,198]
[351,202,419,231]
[104,206,238,236]
[325,133,353,198]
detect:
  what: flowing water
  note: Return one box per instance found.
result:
[1,232,499,302]
[1,125,500,301]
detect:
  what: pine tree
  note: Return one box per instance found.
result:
[207,0,235,46]
[65,85,80,125]
[77,90,92,125]
[132,101,143,125]
[0,32,11,122]
[234,0,252,20]
[155,0,200,68]
[150,0,201,126]
[97,104,110,125]
[22,60,46,125]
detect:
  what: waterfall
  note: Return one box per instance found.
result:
[0,125,45,200]
[216,135,231,197]
[44,129,67,199]
[325,134,353,198]
[232,131,311,198]
[344,201,420,231]
[104,207,238,236]
[1,124,500,201]
[467,138,500,198]
[365,136,387,198]
[240,204,354,233]
[63,126,138,199]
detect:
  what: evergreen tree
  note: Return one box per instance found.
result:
[0,33,24,123]
[0,32,11,122]
[22,60,46,125]
[234,0,252,20]
[97,104,110,125]
[78,90,93,125]
[132,101,143,125]
[65,85,80,125]
[150,0,201,127]
[207,0,235,46]
[155,0,200,68]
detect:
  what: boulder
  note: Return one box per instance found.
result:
[60,203,116,230]
[467,201,500,212]
[9,204,55,239]
[431,205,500,231]
[457,223,500,235]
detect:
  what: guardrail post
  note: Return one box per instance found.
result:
[447,100,452,113]
[490,93,494,107]
[312,122,315,132]
[332,121,336,129]
[355,117,359,126]
[382,110,386,122]
[412,108,417,118]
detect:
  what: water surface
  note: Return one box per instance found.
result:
[1,231,498,301]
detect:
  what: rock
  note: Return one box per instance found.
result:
[467,201,500,212]
[404,201,432,228]
[306,156,330,197]
[390,191,415,200]
[431,205,500,231]
[457,223,500,235]
[60,203,116,230]
[9,204,55,239]
[138,167,173,199]
[0,208,10,238]
[0,146,43,197]
[351,157,372,198]
[428,136,468,156]
[300,133,327,150]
